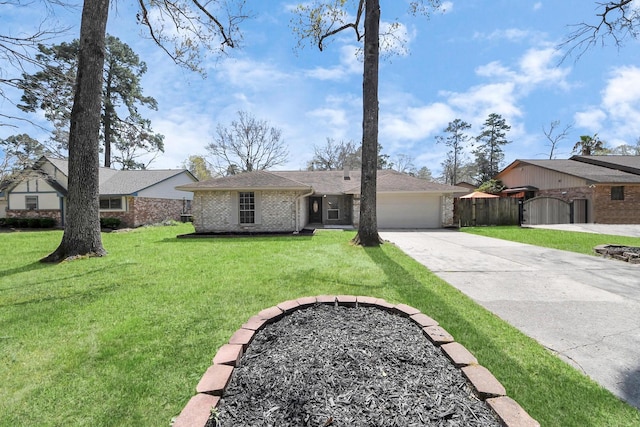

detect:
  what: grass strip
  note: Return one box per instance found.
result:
[462,225,640,255]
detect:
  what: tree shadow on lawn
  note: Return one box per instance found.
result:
[623,365,640,410]
[0,261,51,279]
[362,245,638,426]
[0,263,124,308]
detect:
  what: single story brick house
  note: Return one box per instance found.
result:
[176,168,469,233]
[496,155,640,224]
[5,156,197,227]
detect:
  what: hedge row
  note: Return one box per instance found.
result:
[100,217,121,229]
[0,217,57,228]
[0,217,123,229]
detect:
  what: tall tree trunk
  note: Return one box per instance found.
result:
[42,0,109,262]
[104,75,113,168]
[352,0,382,246]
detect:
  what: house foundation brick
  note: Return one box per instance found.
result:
[6,209,62,226]
[593,185,640,223]
[193,190,305,233]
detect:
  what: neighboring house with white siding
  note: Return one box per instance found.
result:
[5,156,196,227]
[176,169,469,233]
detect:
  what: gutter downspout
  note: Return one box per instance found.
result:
[295,188,315,233]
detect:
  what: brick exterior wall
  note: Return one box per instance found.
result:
[535,187,594,203]
[6,209,62,225]
[441,195,454,227]
[8,197,187,228]
[102,196,187,228]
[193,190,304,233]
[352,196,360,228]
[593,184,640,224]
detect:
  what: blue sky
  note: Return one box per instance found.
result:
[2,1,640,178]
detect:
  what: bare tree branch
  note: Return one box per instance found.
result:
[542,120,572,159]
[560,0,639,60]
[135,0,250,74]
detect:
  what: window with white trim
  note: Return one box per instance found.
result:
[239,192,255,224]
[25,195,38,210]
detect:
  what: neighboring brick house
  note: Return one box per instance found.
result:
[176,169,468,233]
[496,155,640,224]
[5,156,196,227]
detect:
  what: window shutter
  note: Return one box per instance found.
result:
[229,192,239,225]
[254,191,262,224]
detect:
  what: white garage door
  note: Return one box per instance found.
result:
[377,193,441,229]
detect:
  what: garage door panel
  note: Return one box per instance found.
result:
[377,193,441,228]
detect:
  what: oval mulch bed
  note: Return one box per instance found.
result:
[173,296,540,427]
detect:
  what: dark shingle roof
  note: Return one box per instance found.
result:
[498,159,640,184]
[100,169,193,195]
[571,155,640,175]
[178,169,468,194]
[38,156,193,195]
[177,170,312,191]
[344,170,470,194]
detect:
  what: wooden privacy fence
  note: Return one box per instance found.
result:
[456,198,520,227]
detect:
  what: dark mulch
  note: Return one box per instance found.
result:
[209,304,501,427]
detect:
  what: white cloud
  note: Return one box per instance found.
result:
[305,45,361,81]
[574,108,606,133]
[574,66,640,143]
[216,57,292,90]
[602,66,640,124]
[474,28,538,43]
[516,47,571,90]
[381,103,455,148]
[533,2,542,11]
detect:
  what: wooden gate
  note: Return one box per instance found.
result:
[456,198,520,227]
[522,197,570,225]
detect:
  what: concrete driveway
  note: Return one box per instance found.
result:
[379,229,640,410]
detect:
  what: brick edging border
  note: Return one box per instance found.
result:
[173,296,540,427]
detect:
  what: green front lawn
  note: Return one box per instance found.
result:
[1,224,638,426]
[462,225,640,255]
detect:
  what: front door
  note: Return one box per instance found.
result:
[309,197,322,223]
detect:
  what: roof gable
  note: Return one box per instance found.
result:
[177,169,469,194]
[498,158,640,184]
[177,170,312,191]
[10,156,194,195]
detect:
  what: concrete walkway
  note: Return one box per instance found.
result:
[379,229,640,410]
